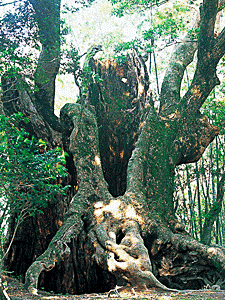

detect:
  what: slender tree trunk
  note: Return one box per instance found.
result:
[202,172,225,245]
[195,163,203,241]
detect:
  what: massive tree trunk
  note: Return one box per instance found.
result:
[2,0,225,296]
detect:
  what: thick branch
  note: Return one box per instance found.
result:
[161,0,225,117]
[181,0,222,113]
[159,5,201,116]
[212,26,225,64]
[1,76,60,144]
[159,37,198,116]
[30,0,61,131]
[198,0,218,53]
[174,114,219,165]
[0,1,18,6]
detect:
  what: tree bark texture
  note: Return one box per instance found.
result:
[24,53,223,294]
[2,0,225,296]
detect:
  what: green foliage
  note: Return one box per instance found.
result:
[63,45,82,77]
[109,1,189,64]
[61,45,103,101]
[113,38,142,63]
[0,113,68,213]
[143,7,186,44]
[0,0,39,80]
[202,81,225,135]
[61,0,96,14]
[110,0,156,17]
[0,113,68,257]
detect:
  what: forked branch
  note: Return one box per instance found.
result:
[181,0,225,113]
[160,0,225,117]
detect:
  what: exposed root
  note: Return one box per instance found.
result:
[170,233,225,275]
[147,227,225,290]
[25,103,113,294]
[93,213,178,292]
[107,285,122,297]
[24,214,84,293]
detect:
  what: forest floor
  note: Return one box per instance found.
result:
[2,276,225,300]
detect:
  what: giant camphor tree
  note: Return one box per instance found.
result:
[1,0,225,296]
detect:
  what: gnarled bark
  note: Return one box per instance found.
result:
[24,95,223,294]
[3,0,225,296]
[30,0,62,132]
[24,51,222,294]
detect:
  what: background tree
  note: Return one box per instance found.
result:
[1,0,225,296]
[174,88,225,246]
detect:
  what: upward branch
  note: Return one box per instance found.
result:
[159,5,200,117]
[160,0,225,117]
[211,26,225,64]
[181,0,225,114]
[0,0,19,6]
[30,0,62,132]
[159,35,198,116]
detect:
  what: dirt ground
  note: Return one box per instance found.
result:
[2,276,225,300]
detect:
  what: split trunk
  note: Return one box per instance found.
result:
[3,52,225,295]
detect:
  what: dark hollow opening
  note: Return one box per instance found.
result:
[116,230,125,245]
